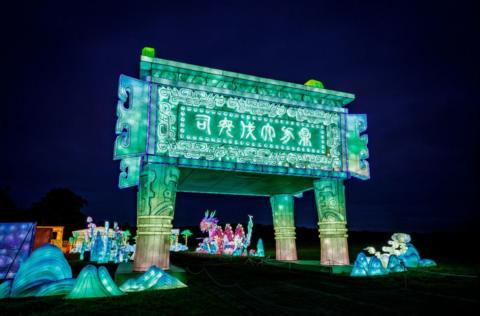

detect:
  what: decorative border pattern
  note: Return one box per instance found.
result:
[155,83,345,174]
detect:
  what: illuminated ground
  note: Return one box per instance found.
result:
[0,233,478,315]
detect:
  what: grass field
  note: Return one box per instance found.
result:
[0,232,478,315]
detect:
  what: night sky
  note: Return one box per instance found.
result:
[1,1,478,232]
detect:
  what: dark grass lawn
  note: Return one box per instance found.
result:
[0,232,478,315]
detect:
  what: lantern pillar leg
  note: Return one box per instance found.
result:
[314,179,350,265]
[133,163,180,271]
[270,194,297,261]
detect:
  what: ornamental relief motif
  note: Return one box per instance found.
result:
[138,164,180,217]
[167,140,338,170]
[156,85,343,171]
[159,86,225,109]
[157,101,178,154]
[226,97,286,118]
[159,86,340,125]
[313,179,346,222]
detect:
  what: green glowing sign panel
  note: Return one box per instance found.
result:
[114,54,370,189]
[179,105,328,153]
[154,84,345,173]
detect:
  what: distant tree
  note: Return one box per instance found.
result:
[31,188,87,236]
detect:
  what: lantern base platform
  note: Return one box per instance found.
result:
[263,259,352,275]
[114,261,187,285]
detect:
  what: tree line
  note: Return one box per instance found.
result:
[0,187,87,237]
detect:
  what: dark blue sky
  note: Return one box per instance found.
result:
[1,1,478,232]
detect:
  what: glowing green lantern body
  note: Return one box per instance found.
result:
[270,194,297,261]
[114,47,369,269]
[66,265,123,299]
[314,179,349,265]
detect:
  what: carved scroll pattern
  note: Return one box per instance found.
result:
[313,179,346,222]
[137,164,180,218]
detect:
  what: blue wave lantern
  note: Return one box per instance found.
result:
[10,244,72,297]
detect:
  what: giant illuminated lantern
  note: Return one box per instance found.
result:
[351,233,436,277]
[0,222,36,280]
[195,211,254,256]
[69,217,134,263]
[0,244,186,300]
[114,47,370,270]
